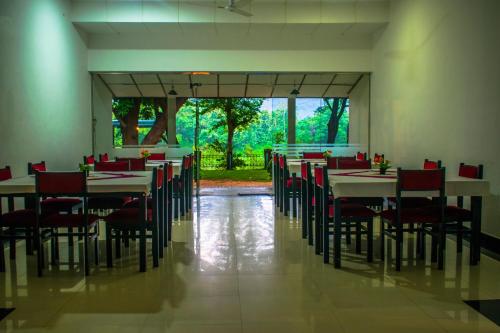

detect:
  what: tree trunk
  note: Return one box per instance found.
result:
[326,98,340,143]
[226,125,234,170]
[119,98,141,145]
[141,97,188,145]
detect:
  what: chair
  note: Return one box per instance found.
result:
[302,152,324,159]
[356,152,367,160]
[35,171,100,276]
[104,167,162,272]
[380,168,446,271]
[338,159,372,169]
[99,153,110,162]
[300,161,313,243]
[326,157,339,169]
[279,155,300,217]
[273,154,280,206]
[94,161,130,172]
[441,163,483,253]
[315,166,376,263]
[0,166,43,272]
[116,157,146,171]
[28,161,82,218]
[163,163,174,245]
[148,153,166,161]
[83,155,95,165]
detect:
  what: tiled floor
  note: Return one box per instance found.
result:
[1,195,500,332]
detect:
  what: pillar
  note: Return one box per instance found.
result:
[287,97,296,144]
[167,96,177,145]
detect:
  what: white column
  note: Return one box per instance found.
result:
[287,97,296,144]
[167,96,177,145]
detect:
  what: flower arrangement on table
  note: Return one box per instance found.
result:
[378,160,391,175]
[323,150,333,158]
[79,163,91,176]
[141,150,151,159]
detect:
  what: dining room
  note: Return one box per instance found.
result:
[1,0,500,332]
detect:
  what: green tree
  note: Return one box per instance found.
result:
[197,98,264,169]
[323,98,348,143]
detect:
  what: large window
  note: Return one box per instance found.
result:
[296,98,349,144]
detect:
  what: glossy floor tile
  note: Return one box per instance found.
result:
[1,195,500,332]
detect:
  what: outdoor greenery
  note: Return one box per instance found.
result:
[112,97,349,169]
[200,169,271,182]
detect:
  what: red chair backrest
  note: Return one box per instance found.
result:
[166,163,174,181]
[94,161,129,172]
[398,169,444,191]
[327,157,339,169]
[85,155,95,164]
[99,153,109,162]
[458,163,483,179]
[149,152,166,161]
[116,157,146,171]
[338,159,371,169]
[373,153,384,164]
[314,166,324,187]
[157,168,164,189]
[37,172,86,195]
[29,161,46,174]
[423,159,441,169]
[303,152,324,159]
[356,152,366,160]
[301,161,308,180]
[279,155,285,169]
[0,166,12,181]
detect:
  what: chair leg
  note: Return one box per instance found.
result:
[419,225,426,260]
[139,226,146,272]
[438,223,445,270]
[94,224,99,266]
[105,224,113,268]
[9,227,16,260]
[380,219,385,261]
[367,220,373,262]
[345,222,351,245]
[291,174,297,218]
[395,227,402,271]
[457,221,463,253]
[84,226,89,276]
[26,228,34,255]
[124,230,130,248]
[36,227,43,277]
[68,227,74,247]
[115,230,121,259]
[431,225,438,263]
[355,222,362,254]
[50,230,58,266]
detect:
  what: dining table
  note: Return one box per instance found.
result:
[0,171,155,272]
[324,168,490,268]
[88,160,182,175]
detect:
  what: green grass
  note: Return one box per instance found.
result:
[200,169,271,182]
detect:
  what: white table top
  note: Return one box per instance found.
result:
[0,171,152,195]
[327,169,489,198]
[88,160,182,175]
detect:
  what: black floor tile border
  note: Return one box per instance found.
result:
[0,308,15,321]
[464,299,500,326]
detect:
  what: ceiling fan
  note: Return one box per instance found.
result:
[217,0,253,17]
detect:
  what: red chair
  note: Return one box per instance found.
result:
[83,155,95,165]
[300,161,313,243]
[356,152,367,160]
[94,161,130,172]
[278,155,301,217]
[424,159,441,170]
[380,168,446,271]
[148,153,166,161]
[35,171,100,276]
[116,157,146,171]
[99,153,110,162]
[302,152,324,159]
[104,167,162,272]
[315,166,376,263]
[338,159,372,169]
[0,166,44,272]
[163,163,174,244]
[28,161,82,215]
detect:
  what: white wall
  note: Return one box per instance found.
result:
[0,0,91,175]
[371,0,500,237]
[348,75,370,149]
[92,75,113,157]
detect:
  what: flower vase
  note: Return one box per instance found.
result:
[379,168,387,175]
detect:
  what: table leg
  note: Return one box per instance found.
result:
[139,194,147,272]
[470,196,482,265]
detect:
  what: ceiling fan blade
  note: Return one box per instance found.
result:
[233,0,252,8]
[228,7,253,17]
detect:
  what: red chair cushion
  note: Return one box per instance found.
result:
[95,161,130,172]
[104,208,153,226]
[387,197,433,208]
[41,198,82,212]
[122,197,154,209]
[286,178,302,188]
[0,209,38,227]
[303,152,324,159]
[148,153,166,160]
[329,204,376,218]
[380,208,440,224]
[41,213,99,228]
[444,206,472,220]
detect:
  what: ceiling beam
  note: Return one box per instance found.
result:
[96,74,116,99]
[129,74,143,97]
[347,74,364,95]
[217,74,220,98]
[188,74,195,97]
[297,74,307,90]
[269,74,279,98]
[244,74,249,97]
[156,74,168,97]
[321,73,338,98]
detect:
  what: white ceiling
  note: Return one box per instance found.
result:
[97,72,366,97]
